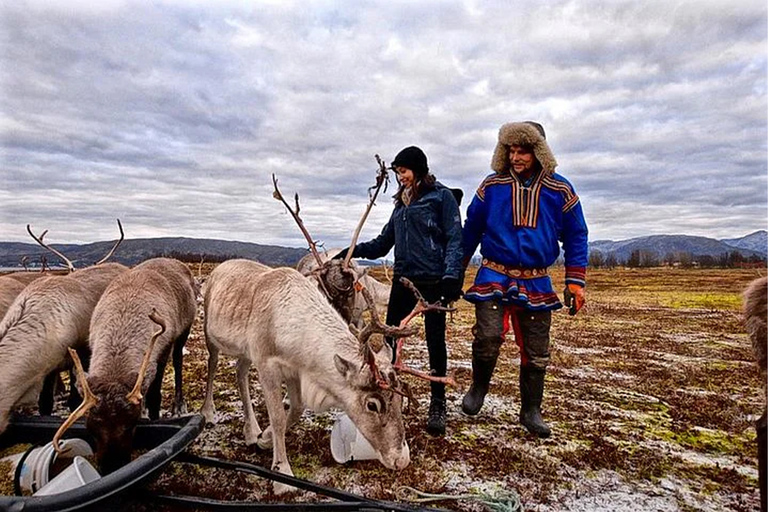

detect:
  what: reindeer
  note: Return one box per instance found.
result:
[0,223,126,432]
[52,257,197,474]
[0,276,28,321]
[202,259,455,494]
[744,276,767,512]
[296,248,392,325]
[273,156,390,327]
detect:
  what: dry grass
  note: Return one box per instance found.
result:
[6,266,765,511]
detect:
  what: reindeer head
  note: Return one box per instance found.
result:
[333,342,409,470]
[52,309,165,474]
[274,158,389,325]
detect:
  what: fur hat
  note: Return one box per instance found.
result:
[392,146,429,178]
[490,121,557,175]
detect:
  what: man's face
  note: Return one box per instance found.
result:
[508,145,535,175]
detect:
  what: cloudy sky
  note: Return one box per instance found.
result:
[1,0,766,250]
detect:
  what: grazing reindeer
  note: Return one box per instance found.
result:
[273,156,390,326]
[202,259,435,494]
[744,276,767,512]
[0,224,126,432]
[53,257,197,474]
[0,276,27,321]
[296,248,392,324]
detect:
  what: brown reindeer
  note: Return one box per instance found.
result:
[744,276,767,512]
[53,257,197,474]
[273,156,390,326]
[0,223,126,431]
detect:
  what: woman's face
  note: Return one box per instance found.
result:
[395,166,415,188]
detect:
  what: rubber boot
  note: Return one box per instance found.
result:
[462,356,497,415]
[426,397,446,436]
[519,366,551,438]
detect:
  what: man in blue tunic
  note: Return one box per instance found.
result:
[461,121,588,438]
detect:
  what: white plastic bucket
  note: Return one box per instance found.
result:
[34,456,101,496]
[330,414,379,463]
[15,438,95,494]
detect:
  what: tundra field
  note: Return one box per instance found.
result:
[5,265,766,511]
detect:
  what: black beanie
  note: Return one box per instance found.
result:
[392,146,429,178]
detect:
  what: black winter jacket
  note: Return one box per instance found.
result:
[353,181,463,282]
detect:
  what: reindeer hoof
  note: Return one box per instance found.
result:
[173,400,188,416]
[255,430,273,450]
[271,463,295,495]
[273,481,296,496]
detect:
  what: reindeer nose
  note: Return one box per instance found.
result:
[394,440,410,469]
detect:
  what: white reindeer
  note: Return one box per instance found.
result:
[53,257,198,474]
[202,259,413,495]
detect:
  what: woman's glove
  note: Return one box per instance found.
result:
[563,284,585,315]
[440,277,463,305]
[332,247,351,260]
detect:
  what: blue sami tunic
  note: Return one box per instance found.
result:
[462,170,588,310]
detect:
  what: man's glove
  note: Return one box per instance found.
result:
[440,277,463,305]
[563,284,585,316]
[332,247,351,260]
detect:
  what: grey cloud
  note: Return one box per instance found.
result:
[0,0,765,247]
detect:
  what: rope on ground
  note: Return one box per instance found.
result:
[395,485,524,512]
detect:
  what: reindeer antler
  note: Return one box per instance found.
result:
[126,309,166,405]
[272,174,324,267]
[344,155,390,269]
[27,224,75,273]
[94,219,125,265]
[53,348,98,453]
[397,277,455,327]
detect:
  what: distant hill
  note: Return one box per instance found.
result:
[720,230,767,254]
[588,231,766,263]
[1,230,765,270]
[0,237,308,269]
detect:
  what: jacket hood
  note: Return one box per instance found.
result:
[490,122,557,175]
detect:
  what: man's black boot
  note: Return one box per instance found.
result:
[462,356,497,415]
[426,397,446,436]
[519,366,551,438]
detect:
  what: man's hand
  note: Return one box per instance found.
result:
[563,284,585,315]
[440,277,463,306]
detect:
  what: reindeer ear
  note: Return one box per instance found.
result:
[334,354,357,378]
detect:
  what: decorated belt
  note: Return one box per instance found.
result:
[482,259,548,279]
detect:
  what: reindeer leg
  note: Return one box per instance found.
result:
[146,352,169,420]
[236,358,262,446]
[258,365,294,495]
[38,371,57,416]
[284,377,303,429]
[171,328,190,415]
[201,340,219,425]
[262,377,303,448]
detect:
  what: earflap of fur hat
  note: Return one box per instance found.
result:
[490,122,558,175]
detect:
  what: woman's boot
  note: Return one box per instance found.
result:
[426,382,446,436]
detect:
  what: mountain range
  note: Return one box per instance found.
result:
[588,230,766,263]
[0,231,765,270]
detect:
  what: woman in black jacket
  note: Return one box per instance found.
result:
[336,146,463,436]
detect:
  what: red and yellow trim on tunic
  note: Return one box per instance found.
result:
[542,175,580,212]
